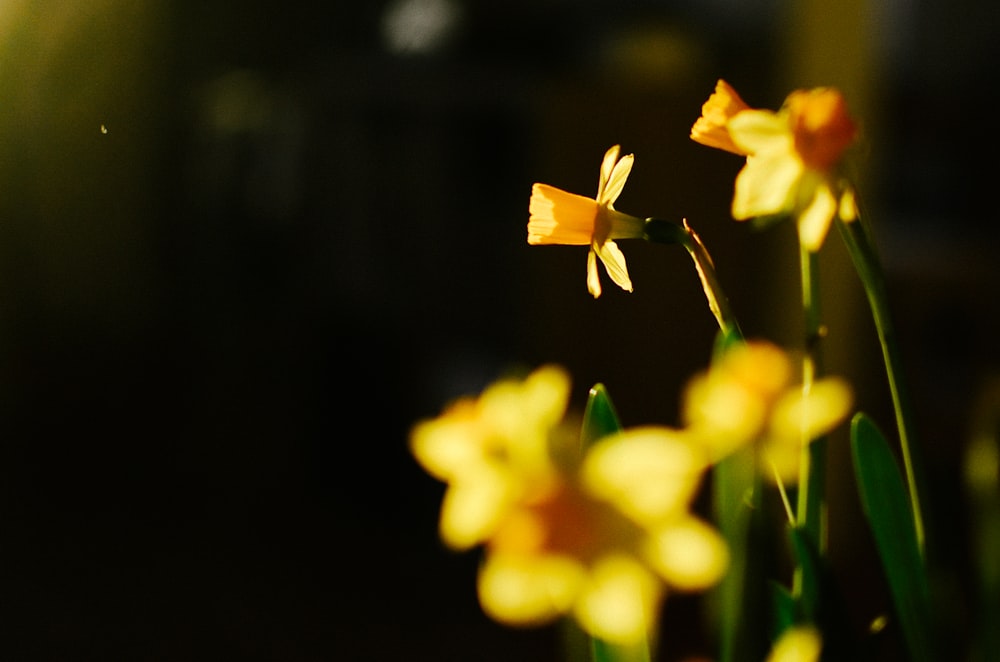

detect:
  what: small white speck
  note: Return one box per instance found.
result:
[100,124,108,134]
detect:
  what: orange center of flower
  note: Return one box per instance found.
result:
[787,88,857,172]
[489,479,642,562]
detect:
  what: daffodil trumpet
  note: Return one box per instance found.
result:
[528,145,647,298]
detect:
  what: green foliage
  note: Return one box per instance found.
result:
[851,413,935,662]
[581,383,623,449]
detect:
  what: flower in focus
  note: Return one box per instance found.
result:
[411,368,728,644]
[682,340,854,483]
[528,145,646,298]
[690,80,859,251]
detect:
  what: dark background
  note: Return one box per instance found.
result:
[0,1,997,659]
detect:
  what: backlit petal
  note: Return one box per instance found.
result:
[587,249,602,298]
[690,79,752,155]
[797,181,838,251]
[593,239,633,294]
[767,626,822,662]
[573,555,661,644]
[409,411,483,480]
[528,183,598,245]
[645,516,729,590]
[600,152,634,206]
[727,109,792,155]
[732,151,803,219]
[582,427,706,523]
[440,468,514,549]
[597,144,621,200]
[769,377,854,443]
[478,553,585,625]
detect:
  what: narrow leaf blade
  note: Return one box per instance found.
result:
[851,412,934,662]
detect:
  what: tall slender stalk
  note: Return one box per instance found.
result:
[835,211,927,557]
[796,246,827,554]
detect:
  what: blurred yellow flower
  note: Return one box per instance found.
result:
[689,79,751,155]
[682,341,853,483]
[528,145,646,298]
[411,368,728,645]
[409,364,571,549]
[766,626,822,662]
[690,81,858,251]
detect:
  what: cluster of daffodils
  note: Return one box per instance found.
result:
[409,364,729,645]
[409,79,904,662]
[527,79,859,300]
[683,341,853,484]
[410,338,853,647]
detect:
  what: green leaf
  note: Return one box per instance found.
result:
[785,525,866,661]
[709,447,770,662]
[590,638,651,662]
[769,581,796,641]
[712,325,744,358]
[788,526,820,623]
[581,383,623,448]
[851,412,935,662]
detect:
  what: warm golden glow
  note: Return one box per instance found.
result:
[766,626,823,662]
[682,341,853,483]
[528,184,599,246]
[786,88,858,173]
[411,365,728,645]
[691,80,859,252]
[526,145,645,297]
[689,79,752,155]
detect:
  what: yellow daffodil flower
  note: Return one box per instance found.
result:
[411,368,728,645]
[528,145,646,298]
[682,340,854,483]
[690,80,858,251]
[409,365,572,549]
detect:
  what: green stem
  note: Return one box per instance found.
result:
[835,212,927,558]
[590,638,651,662]
[795,246,827,554]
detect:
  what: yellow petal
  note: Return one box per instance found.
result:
[600,152,634,206]
[593,239,633,294]
[838,186,858,222]
[683,376,767,458]
[797,181,837,252]
[478,553,585,626]
[587,248,602,298]
[597,145,621,201]
[769,377,854,444]
[439,468,513,549]
[528,183,598,245]
[520,364,573,426]
[767,626,822,662]
[478,365,570,472]
[732,151,803,220]
[409,412,482,480]
[582,427,706,523]
[690,80,753,155]
[727,109,792,155]
[645,516,729,590]
[573,554,661,645]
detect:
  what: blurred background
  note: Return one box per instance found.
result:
[0,0,997,659]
